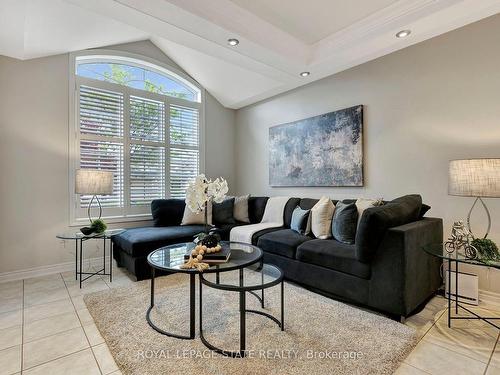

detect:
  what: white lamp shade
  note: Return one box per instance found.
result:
[448,159,500,197]
[75,169,114,195]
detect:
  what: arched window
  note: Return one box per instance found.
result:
[71,52,204,222]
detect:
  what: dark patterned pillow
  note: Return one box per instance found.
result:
[332,202,358,244]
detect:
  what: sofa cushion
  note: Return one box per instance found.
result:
[151,199,185,227]
[213,198,236,225]
[355,194,423,262]
[296,239,371,279]
[214,222,247,241]
[258,229,312,259]
[113,226,205,258]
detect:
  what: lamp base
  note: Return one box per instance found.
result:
[87,195,103,224]
[467,197,491,239]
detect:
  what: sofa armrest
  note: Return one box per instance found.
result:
[368,217,443,317]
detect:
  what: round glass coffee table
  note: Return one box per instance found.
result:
[423,243,500,329]
[146,241,262,340]
[199,262,284,357]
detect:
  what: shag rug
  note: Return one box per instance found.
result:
[84,272,418,375]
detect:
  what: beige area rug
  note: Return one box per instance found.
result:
[84,272,418,375]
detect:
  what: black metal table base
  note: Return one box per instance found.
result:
[146,268,196,340]
[75,236,113,288]
[447,258,500,329]
[199,269,285,358]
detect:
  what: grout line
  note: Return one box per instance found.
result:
[22,347,91,372]
[20,279,25,373]
[63,272,104,375]
[484,331,499,375]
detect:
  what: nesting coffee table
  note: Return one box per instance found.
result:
[146,241,285,356]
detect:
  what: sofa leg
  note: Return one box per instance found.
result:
[400,316,406,324]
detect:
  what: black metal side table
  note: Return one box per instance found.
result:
[199,263,284,358]
[146,241,263,340]
[56,229,124,288]
[423,243,500,329]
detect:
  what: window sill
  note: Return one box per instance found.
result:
[70,214,153,227]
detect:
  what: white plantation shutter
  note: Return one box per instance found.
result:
[169,104,199,198]
[73,66,202,221]
[79,86,123,137]
[130,144,165,205]
[79,140,123,207]
[170,105,198,146]
[170,148,199,198]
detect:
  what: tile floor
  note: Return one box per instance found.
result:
[0,262,499,375]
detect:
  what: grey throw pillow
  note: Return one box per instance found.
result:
[290,206,311,235]
[233,195,250,223]
[332,202,358,244]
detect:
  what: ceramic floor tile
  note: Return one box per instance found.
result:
[92,343,118,374]
[486,363,500,375]
[488,340,500,368]
[23,287,69,307]
[23,327,89,370]
[0,326,22,351]
[76,308,95,325]
[109,370,123,375]
[83,322,105,346]
[424,323,497,363]
[66,278,109,297]
[0,297,22,314]
[71,295,87,310]
[24,311,81,343]
[0,345,21,375]
[0,310,22,330]
[23,278,66,294]
[0,282,22,300]
[405,340,487,375]
[22,348,101,375]
[395,363,430,374]
[23,298,74,323]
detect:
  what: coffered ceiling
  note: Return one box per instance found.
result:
[1,0,500,109]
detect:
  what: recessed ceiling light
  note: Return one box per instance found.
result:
[300,71,310,77]
[227,38,239,46]
[396,30,411,38]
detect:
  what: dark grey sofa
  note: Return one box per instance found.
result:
[112,195,442,318]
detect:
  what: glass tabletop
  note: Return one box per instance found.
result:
[201,263,283,291]
[423,243,500,269]
[147,241,263,274]
[56,229,125,240]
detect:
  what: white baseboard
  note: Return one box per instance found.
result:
[0,257,105,283]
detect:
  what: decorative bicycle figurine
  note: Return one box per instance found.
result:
[444,221,478,259]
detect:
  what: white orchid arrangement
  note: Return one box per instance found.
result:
[185,174,229,214]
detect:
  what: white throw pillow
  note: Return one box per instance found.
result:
[310,196,335,239]
[181,202,213,225]
[233,195,250,223]
[355,198,383,224]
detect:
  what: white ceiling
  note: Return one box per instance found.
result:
[1,0,500,109]
[230,0,399,44]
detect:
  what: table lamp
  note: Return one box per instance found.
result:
[75,169,114,223]
[448,159,500,238]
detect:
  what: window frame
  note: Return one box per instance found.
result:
[69,50,206,226]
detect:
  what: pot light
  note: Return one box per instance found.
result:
[300,71,310,77]
[227,38,239,46]
[396,30,411,38]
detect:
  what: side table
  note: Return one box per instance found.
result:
[56,229,125,288]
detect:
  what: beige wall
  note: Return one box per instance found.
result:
[234,15,500,292]
[0,40,235,275]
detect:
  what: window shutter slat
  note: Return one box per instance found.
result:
[79,86,123,137]
[130,144,165,206]
[169,148,198,198]
[79,140,123,208]
[170,105,198,147]
[130,96,164,142]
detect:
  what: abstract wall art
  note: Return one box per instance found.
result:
[269,105,363,187]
